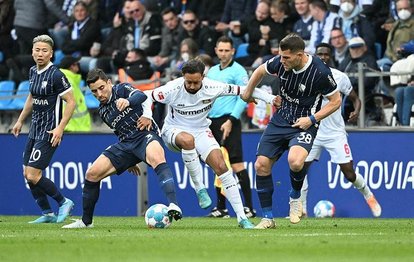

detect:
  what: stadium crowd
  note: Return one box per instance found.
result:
[1,0,414,129]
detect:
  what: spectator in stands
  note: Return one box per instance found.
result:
[0,0,16,80]
[118,48,155,87]
[197,0,226,28]
[336,0,376,50]
[330,27,350,66]
[390,52,414,126]
[152,7,181,72]
[338,37,380,122]
[13,0,70,55]
[61,1,102,76]
[307,0,341,54]
[395,79,414,126]
[232,0,272,67]
[330,0,373,12]
[293,0,314,48]
[363,0,395,55]
[215,0,256,49]
[377,0,414,71]
[58,55,91,132]
[96,0,163,73]
[177,10,217,58]
[94,0,134,74]
[96,0,123,39]
[170,38,199,77]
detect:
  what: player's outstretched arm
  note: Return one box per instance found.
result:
[12,93,33,137]
[240,64,267,102]
[240,85,277,104]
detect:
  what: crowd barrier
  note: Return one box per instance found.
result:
[1,131,413,218]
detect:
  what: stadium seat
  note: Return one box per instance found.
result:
[0,81,16,110]
[9,81,30,110]
[84,87,99,109]
[235,43,249,58]
[53,49,65,65]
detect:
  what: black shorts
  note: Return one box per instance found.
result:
[257,120,318,159]
[103,131,164,175]
[23,138,57,169]
[209,115,243,164]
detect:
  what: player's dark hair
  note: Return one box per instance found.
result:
[316,42,333,52]
[181,59,205,75]
[279,33,305,53]
[86,68,109,85]
[216,35,233,47]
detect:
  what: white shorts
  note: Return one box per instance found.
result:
[161,126,220,161]
[306,134,353,164]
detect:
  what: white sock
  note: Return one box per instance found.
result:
[300,176,309,214]
[353,173,372,199]
[182,149,205,192]
[219,170,246,221]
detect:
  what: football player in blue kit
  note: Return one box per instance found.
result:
[12,35,76,224]
[62,69,182,228]
[241,33,342,228]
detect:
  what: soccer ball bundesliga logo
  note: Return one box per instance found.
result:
[313,200,335,218]
[145,204,171,228]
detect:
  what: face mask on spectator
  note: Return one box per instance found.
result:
[398,9,412,21]
[181,52,190,62]
[340,2,354,13]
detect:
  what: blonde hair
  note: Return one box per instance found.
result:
[33,35,54,48]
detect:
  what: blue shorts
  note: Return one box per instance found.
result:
[257,121,318,160]
[103,131,164,175]
[23,138,57,169]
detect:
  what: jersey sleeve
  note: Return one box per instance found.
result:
[264,56,281,75]
[331,68,352,96]
[318,69,338,97]
[151,81,176,104]
[53,70,72,96]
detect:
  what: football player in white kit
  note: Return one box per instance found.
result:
[147,59,279,228]
[300,43,382,217]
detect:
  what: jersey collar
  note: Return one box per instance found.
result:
[293,54,312,74]
[37,62,53,74]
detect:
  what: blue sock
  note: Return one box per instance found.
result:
[36,176,65,205]
[289,188,301,199]
[28,182,53,214]
[256,175,274,219]
[155,163,178,205]
[82,179,100,225]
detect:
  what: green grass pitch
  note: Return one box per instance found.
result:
[0,216,413,262]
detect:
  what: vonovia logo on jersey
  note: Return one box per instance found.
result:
[41,81,48,89]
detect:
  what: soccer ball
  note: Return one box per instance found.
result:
[144,203,171,228]
[313,200,335,218]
